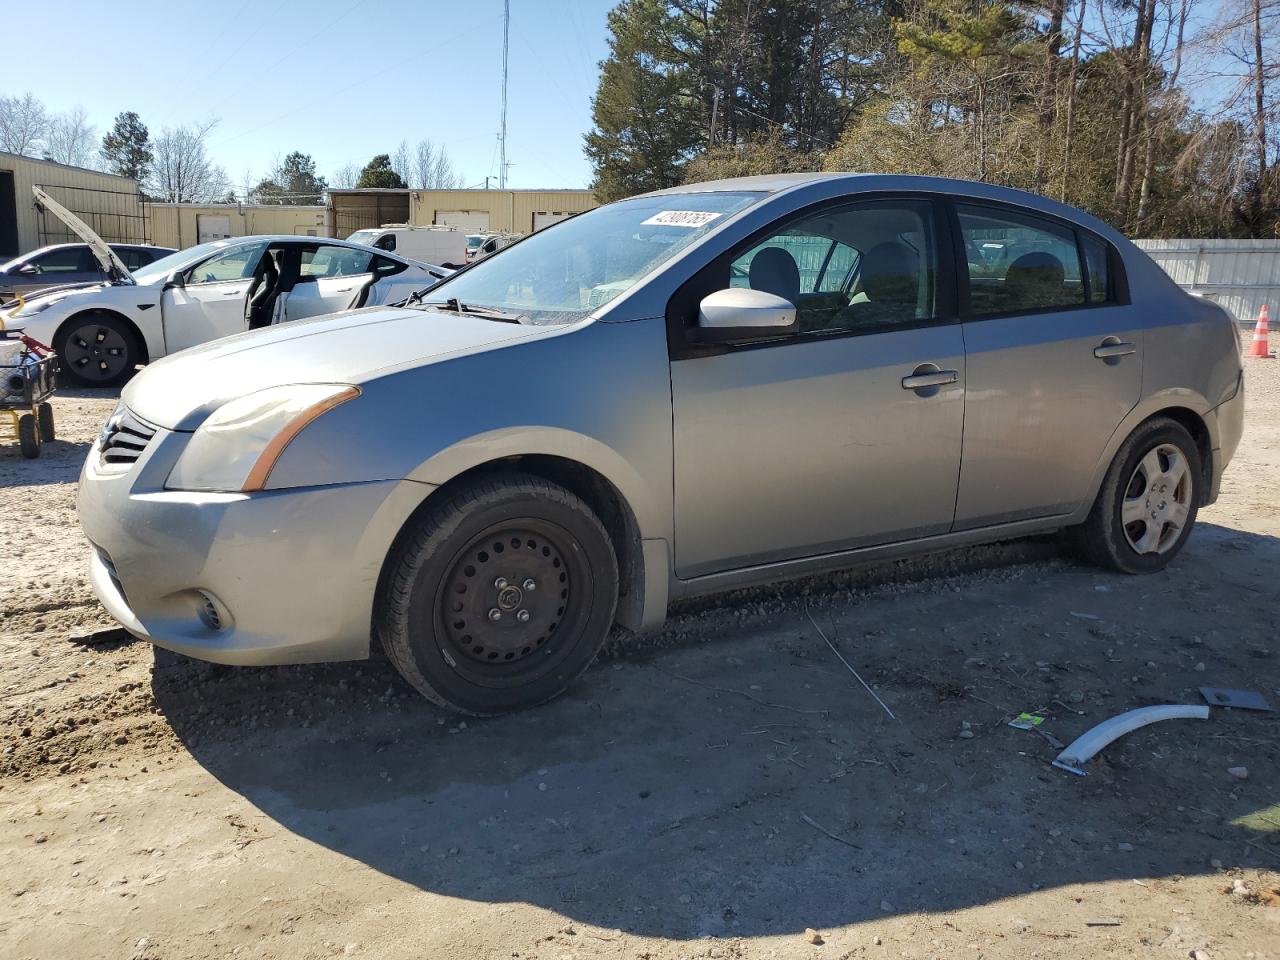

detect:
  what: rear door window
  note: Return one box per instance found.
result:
[957,204,1084,315]
[1080,234,1113,304]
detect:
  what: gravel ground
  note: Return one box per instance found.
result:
[1,364,1278,960]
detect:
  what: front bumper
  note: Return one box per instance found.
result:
[78,420,433,665]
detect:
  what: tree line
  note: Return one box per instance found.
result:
[585,0,1279,238]
[0,95,465,205]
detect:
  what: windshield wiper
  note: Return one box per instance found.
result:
[440,297,525,323]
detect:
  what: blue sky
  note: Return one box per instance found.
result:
[1,0,615,190]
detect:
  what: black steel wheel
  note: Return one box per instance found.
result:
[18,413,40,459]
[37,402,54,442]
[377,472,618,715]
[55,312,139,387]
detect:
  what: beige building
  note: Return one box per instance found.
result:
[409,189,597,235]
[149,203,326,250]
[0,152,145,257]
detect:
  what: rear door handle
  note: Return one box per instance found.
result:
[901,369,959,390]
[1093,340,1135,358]
[222,290,242,296]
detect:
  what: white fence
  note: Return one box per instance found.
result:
[1134,239,1280,327]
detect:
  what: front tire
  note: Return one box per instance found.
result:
[55,312,139,388]
[377,472,619,715]
[1075,417,1201,573]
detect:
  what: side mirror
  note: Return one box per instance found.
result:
[163,270,186,290]
[695,287,797,343]
[18,263,38,276]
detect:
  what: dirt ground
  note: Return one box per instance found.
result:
[2,365,1278,960]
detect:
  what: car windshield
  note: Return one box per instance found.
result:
[466,235,485,250]
[346,229,380,246]
[131,241,238,284]
[415,191,763,324]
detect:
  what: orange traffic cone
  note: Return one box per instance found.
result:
[1247,304,1272,358]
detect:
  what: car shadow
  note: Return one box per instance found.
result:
[150,528,1280,940]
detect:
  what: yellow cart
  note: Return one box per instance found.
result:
[1,332,58,459]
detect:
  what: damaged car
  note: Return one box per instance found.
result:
[76,173,1244,715]
[7,188,450,386]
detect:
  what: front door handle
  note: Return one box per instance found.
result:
[1094,339,1135,359]
[222,289,242,296]
[901,368,959,390]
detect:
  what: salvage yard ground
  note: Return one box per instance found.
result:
[2,366,1279,960]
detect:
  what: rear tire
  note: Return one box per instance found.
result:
[37,402,54,442]
[55,312,140,388]
[1074,417,1201,574]
[376,472,618,715]
[18,413,40,458]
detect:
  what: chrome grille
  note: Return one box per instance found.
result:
[98,407,157,468]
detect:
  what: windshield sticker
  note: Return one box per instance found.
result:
[641,210,724,228]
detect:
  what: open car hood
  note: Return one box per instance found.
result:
[31,186,134,284]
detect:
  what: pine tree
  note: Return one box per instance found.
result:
[101,111,153,182]
[584,0,701,201]
[355,154,407,189]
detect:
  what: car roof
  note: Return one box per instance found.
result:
[212,234,421,265]
[646,172,1123,241]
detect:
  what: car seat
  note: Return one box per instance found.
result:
[748,246,801,303]
[1003,251,1066,310]
[834,241,921,329]
[245,250,281,330]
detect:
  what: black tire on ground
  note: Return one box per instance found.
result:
[37,402,54,442]
[18,413,40,458]
[54,312,140,388]
[1073,417,1202,574]
[376,472,619,715]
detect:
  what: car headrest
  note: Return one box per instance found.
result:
[1004,251,1065,304]
[748,246,800,303]
[860,241,920,304]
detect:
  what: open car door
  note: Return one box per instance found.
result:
[274,243,374,323]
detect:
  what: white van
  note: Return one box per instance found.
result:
[346,225,468,269]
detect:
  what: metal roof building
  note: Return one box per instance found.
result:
[0,152,146,258]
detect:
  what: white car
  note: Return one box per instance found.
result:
[6,188,451,386]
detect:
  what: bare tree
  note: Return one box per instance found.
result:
[0,92,49,156]
[146,121,230,203]
[331,163,361,189]
[391,139,413,187]
[412,139,462,189]
[44,107,98,168]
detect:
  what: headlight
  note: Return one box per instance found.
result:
[166,384,360,492]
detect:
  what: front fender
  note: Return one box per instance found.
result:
[409,425,665,539]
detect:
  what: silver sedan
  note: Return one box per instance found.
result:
[77,173,1245,714]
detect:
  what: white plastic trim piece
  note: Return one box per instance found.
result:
[1052,704,1211,776]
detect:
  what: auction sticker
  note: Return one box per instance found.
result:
[641,210,724,228]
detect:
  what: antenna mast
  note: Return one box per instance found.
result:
[498,0,510,189]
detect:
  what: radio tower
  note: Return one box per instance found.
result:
[498,0,510,189]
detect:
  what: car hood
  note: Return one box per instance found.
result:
[123,306,556,430]
[32,187,134,283]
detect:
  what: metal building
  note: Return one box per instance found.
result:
[409,189,597,235]
[325,189,412,239]
[149,203,326,250]
[0,152,146,258]
[1135,239,1280,327]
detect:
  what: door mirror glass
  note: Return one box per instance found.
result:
[696,288,797,342]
